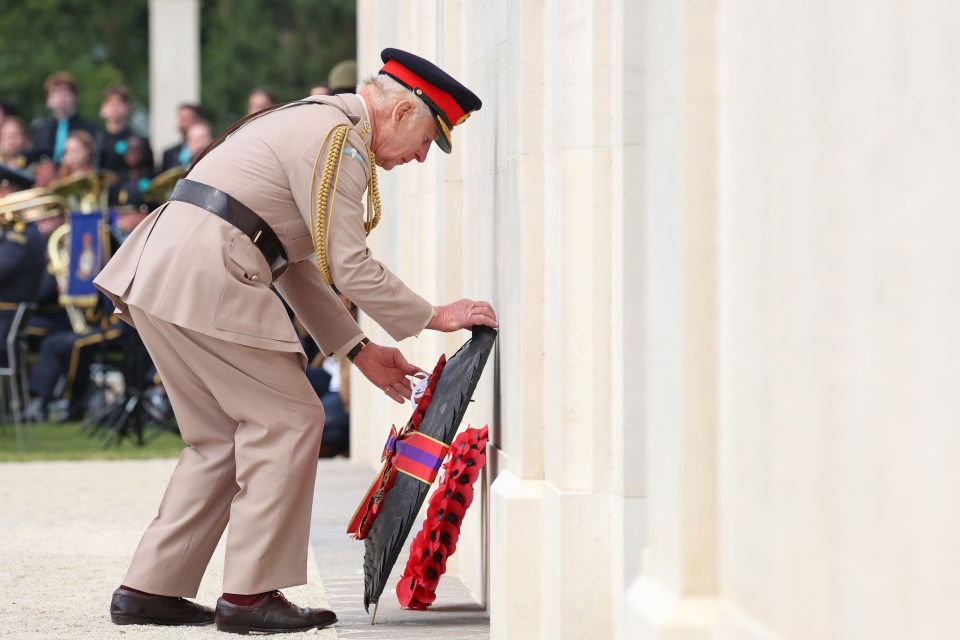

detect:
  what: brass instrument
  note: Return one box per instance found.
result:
[142,165,186,204]
[0,188,67,226]
[47,224,91,334]
[49,170,116,213]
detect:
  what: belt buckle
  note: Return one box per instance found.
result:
[270,256,289,283]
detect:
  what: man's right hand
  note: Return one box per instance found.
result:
[352,342,424,404]
[426,299,499,332]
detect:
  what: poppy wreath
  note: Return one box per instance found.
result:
[396,425,489,609]
[347,355,448,540]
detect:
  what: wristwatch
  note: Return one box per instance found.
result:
[346,337,370,363]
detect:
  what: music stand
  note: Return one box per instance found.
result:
[79,204,177,448]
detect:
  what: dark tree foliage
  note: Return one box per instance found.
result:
[201,0,356,129]
[0,0,356,131]
[0,1,150,125]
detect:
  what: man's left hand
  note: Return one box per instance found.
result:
[352,342,424,404]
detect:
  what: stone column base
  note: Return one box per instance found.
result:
[626,575,718,640]
[490,470,543,640]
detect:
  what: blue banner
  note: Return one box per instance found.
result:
[63,211,105,307]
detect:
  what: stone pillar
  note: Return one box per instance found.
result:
[537,1,616,638]
[488,0,549,634]
[624,0,720,638]
[714,2,960,638]
[610,0,647,636]
[148,0,200,164]
[356,2,650,637]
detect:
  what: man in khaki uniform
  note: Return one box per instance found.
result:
[98,49,497,634]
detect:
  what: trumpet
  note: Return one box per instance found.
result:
[0,188,67,225]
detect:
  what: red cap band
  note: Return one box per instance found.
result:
[381,59,466,127]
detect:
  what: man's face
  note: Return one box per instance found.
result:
[100,94,131,123]
[47,86,76,117]
[177,107,201,137]
[375,101,439,171]
[186,123,213,158]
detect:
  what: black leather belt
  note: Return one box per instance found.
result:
[169,178,289,282]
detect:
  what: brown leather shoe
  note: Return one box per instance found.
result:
[215,591,338,634]
[110,587,214,626]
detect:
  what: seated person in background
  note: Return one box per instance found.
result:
[1,117,54,185]
[26,314,122,422]
[316,344,351,458]
[0,226,46,368]
[246,87,276,115]
[29,71,98,167]
[25,202,154,423]
[95,85,153,175]
[23,212,72,341]
[160,103,204,172]
[318,291,356,457]
[184,121,213,166]
[0,162,35,196]
[0,116,32,167]
[313,290,356,457]
[109,136,155,234]
[21,210,93,423]
[57,130,95,180]
[292,290,353,458]
[0,166,47,369]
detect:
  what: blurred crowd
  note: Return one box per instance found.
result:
[1,60,358,455]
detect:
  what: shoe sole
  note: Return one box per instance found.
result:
[111,613,215,626]
[217,616,338,635]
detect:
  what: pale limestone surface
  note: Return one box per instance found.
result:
[143,0,960,637]
[148,0,200,164]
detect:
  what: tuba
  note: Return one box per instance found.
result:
[43,171,116,334]
[47,224,93,334]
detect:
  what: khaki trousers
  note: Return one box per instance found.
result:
[123,306,325,596]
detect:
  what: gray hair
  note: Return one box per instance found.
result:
[361,74,432,126]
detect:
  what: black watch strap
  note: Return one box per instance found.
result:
[346,337,370,362]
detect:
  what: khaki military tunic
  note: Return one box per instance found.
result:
[94,94,433,596]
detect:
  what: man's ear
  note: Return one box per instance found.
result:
[391,99,415,125]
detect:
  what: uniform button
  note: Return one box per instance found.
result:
[250,274,259,282]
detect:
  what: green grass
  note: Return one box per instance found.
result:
[0,421,186,462]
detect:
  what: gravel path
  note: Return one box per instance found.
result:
[0,459,335,639]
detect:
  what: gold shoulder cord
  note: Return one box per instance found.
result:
[366,149,382,232]
[310,126,383,285]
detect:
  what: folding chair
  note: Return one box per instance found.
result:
[0,302,37,451]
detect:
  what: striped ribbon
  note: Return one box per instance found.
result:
[346,426,450,540]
